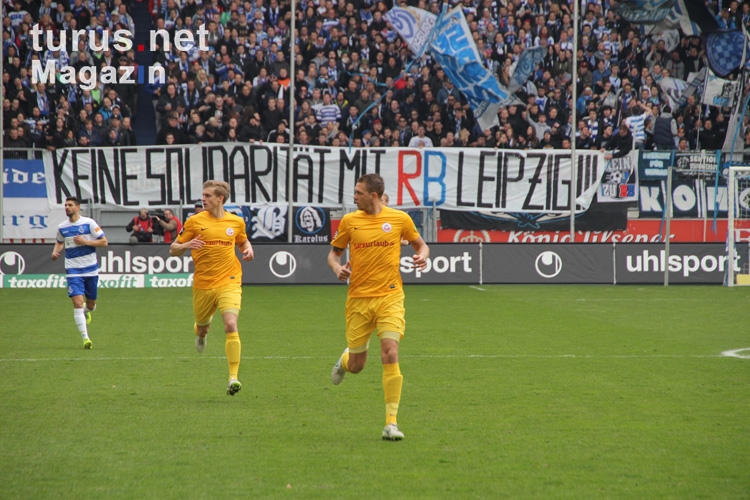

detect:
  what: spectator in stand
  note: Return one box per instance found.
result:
[153,209,183,244]
[602,125,634,160]
[126,208,154,244]
[653,105,678,150]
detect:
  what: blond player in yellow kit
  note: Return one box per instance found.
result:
[170,180,254,396]
[328,173,430,440]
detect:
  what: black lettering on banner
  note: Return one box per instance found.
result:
[227,145,250,203]
[501,152,525,209]
[72,149,90,202]
[294,147,328,203]
[551,154,582,212]
[523,153,545,211]
[145,148,167,205]
[249,144,275,203]
[97,148,122,206]
[121,150,138,206]
[294,150,315,203]
[367,149,385,176]
[52,149,72,203]
[165,147,186,205]
[339,148,362,203]
[477,150,495,209]
[183,147,200,205]
[456,151,473,207]
[205,145,228,185]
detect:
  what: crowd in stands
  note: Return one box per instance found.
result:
[2,0,748,153]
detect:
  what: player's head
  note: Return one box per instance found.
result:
[354,173,385,212]
[203,180,231,208]
[64,196,82,218]
[381,192,390,206]
[357,173,385,198]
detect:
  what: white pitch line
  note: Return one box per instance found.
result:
[0,353,740,362]
[469,286,486,291]
[721,348,750,359]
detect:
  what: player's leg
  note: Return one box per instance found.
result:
[83,277,99,326]
[331,297,374,384]
[193,288,217,353]
[67,277,92,349]
[377,292,406,440]
[217,284,242,396]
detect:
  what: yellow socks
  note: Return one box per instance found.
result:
[383,363,403,426]
[341,349,350,372]
[225,332,241,380]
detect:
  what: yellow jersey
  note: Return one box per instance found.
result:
[331,206,420,298]
[177,210,248,289]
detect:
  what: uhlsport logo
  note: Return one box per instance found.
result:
[0,252,26,275]
[269,251,297,278]
[535,251,562,278]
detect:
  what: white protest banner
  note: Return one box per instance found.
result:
[43,144,606,214]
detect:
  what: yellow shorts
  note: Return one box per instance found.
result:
[345,291,405,352]
[193,283,242,326]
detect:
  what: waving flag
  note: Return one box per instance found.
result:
[658,76,688,110]
[704,29,750,77]
[508,46,546,94]
[384,7,437,56]
[614,0,676,24]
[429,7,512,130]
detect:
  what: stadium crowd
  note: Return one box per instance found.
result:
[1,0,746,152]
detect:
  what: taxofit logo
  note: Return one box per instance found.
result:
[29,24,209,90]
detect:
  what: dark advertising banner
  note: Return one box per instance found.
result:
[482,244,614,284]
[400,244,480,284]
[615,243,729,284]
[243,245,340,284]
[439,197,628,232]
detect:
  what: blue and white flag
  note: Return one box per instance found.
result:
[705,29,750,77]
[430,7,511,130]
[677,68,706,108]
[614,0,676,24]
[384,7,437,56]
[703,69,739,107]
[658,76,688,110]
[507,46,546,94]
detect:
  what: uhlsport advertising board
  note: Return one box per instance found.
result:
[0,243,737,287]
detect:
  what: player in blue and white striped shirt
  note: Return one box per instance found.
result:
[51,197,108,349]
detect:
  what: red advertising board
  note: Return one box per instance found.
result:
[437,219,750,243]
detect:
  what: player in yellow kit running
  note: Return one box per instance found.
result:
[328,173,430,440]
[170,180,254,396]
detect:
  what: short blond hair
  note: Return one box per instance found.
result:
[204,180,230,204]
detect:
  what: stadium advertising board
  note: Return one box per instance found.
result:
[639,176,728,218]
[2,159,58,241]
[614,243,735,284]
[482,244,614,284]
[42,145,606,214]
[400,244,480,284]
[437,219,734,243]
[1,243,733,286]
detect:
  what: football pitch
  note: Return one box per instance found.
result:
[1,285,749,499]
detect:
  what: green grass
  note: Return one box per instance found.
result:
[1,285,749,499]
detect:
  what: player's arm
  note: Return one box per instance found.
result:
[170,220,201,256]
[73,235,108,247]
[51,240,64,260]
[170,236,204,256]
[237,238,254,261]
[328,246,351,282]
[409,236,429,270]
